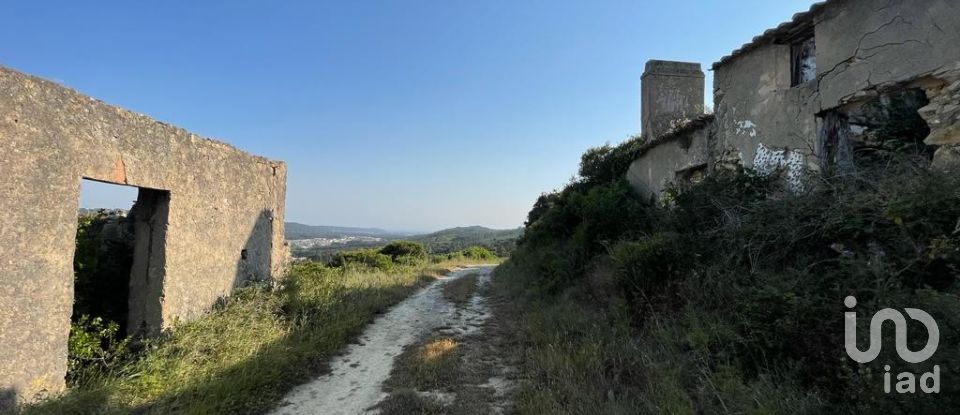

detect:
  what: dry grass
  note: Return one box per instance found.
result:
[384,337,462,393]
[442,273,479,305]
[421,338,458,362]
[18,261,470,415]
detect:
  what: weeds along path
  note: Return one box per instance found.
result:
[269,265,497,415]
[372,266,517,414]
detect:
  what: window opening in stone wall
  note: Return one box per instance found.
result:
[791,34,817,86]
[818,88,933,175]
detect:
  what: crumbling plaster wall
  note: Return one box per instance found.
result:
[713,42,820,172]
[713,0,960,171]
[641,61,705,141]
[626,123,712,199]
[815,0,960,109]
[0,67,287,406]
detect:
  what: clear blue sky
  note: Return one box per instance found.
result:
[4,0,816,232]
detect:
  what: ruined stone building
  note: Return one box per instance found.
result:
[628,0,960,198]
[0,67,287,407]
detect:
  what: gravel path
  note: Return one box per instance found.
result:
[269,265,496,415]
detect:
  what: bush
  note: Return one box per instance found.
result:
[610,232,687,317]
[73,212,134,334]
[578,138,646,186]
[461,246,496,260]
[499,144,960,413]
[430,246,499,263]
[330,249,394,270]
[379,240,428,264]
[67,315,130,382]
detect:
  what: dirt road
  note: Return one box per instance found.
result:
[269,265,501,415]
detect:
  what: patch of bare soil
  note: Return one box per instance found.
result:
[374,269,518,414]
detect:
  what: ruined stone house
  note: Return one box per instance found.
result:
[628,0,960,198]
[0,67,287,407]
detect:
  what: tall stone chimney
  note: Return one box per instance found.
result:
[641,60,705,140]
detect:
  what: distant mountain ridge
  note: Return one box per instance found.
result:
[284,222,412,240]
[285,223,523,258]
[407,226,522,256]
[409,225,522,240]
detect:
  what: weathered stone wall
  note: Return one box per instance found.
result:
[628,0,960,198]
[713,0,960,172]
[0,66,287,406]
[919,65,960,168]
[641,60,705,141]
[815,0,960,110]
[627,116,713,199]
[713,44,819,170]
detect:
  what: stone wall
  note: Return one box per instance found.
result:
[713,44,819,171]
[919,65,960,169]
[0,66,287,407]
[629,0,960,198]
[641,60,705,141]
[712,0,960,173]
[627,116,713,199]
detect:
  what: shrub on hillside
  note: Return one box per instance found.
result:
[610,232,688,317]
[461,246,496,260]
[379,240,428,264]
[502,151,960,413]
[578,138,646,186]
[430,246,499,263]
[330,249,394,271]
[68,315,130,382]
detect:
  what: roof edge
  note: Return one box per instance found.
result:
[711,0,839,70]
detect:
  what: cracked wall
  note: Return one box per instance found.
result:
[713,0,960,174]
[627,0,960,199]
[626,118,713,199]
[0,67,288,406]
[713,40,821,172]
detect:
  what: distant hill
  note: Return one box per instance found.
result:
[408,226,523,256]
[284,222,412,240]
[285,223,524,260]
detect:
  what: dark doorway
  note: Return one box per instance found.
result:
[73,180,169,340]
[817,88,933,175]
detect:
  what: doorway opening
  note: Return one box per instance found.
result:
[71,179,169,380]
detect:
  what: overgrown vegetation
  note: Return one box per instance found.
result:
[70,212,134,382]
[25,253,484,414]
[386,337,463,393]
[330,241,498,271]
[409,226,522,257]
[496,139,960,413]
[433,246,498,263]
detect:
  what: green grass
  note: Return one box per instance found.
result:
[374,389,447,415]
[491,269,824,414]
[19,261,472,415]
